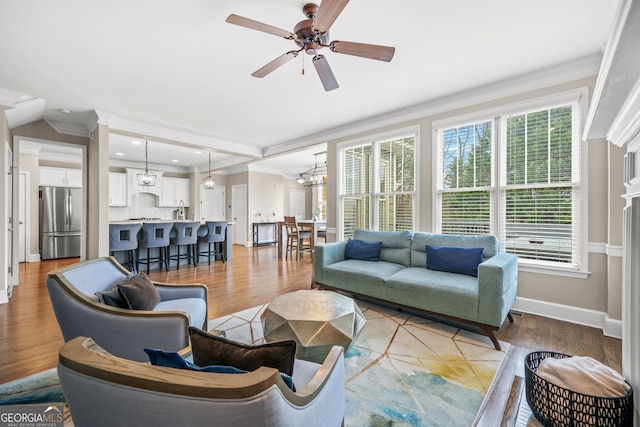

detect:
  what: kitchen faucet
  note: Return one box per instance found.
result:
[177,200,185,220]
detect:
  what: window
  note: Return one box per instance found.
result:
[339,130,416,239]
[435,90,585,272]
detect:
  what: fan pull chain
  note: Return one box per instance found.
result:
[302,54,305,75]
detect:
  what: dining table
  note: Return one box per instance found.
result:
[276,219,327,258]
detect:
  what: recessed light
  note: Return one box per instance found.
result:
[172,159,179,163]
[115,152,124,156]
[131,141,142,145]
[194,151,202,154]
[58,109,72,114]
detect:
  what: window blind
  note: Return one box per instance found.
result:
[501,103,579,266]
[340,133,416,239]
[436,98,581,269]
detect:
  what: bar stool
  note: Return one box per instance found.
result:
[198,221,228,265]
[137,222,173,273]
[169,221,200,270]
[109,223,142,272]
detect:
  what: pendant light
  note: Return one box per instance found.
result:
[203,151,215,190]
[137,140,156,186]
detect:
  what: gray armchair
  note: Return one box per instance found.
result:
[46,256,208,362]
[58,336,345,427]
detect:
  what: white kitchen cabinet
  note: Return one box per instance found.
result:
[109,172,128,206]
[160,177,190,207]
[40,166,82,187]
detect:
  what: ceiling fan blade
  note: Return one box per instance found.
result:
[313,0,350,34]
[226,14,295,40]
[330,40,395,62]
[313,55,339,92]
[252,51,299,78]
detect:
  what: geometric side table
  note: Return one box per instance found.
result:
[261,290,366,363]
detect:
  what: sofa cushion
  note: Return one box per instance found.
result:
[345,239,382,261]
[411,233,498,268]
[322,260,405,298]
[144,348,296,392]
[385,268,479,322]
[353,229,412,267]
[117,272,161,310]
[189,327,297,376]
[426,245,484,277]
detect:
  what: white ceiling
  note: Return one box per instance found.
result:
[0,0,620,175]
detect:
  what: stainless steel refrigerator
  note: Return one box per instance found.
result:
[40,186,82,260]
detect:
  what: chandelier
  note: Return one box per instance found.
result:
[203,151,215,190]
[297,151,327,187]
[137,141,157,186]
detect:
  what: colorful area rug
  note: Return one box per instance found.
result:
[211,300,511,427]
[0,368,64,406]
[0,300,510,426]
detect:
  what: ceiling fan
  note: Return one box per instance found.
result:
[226,0,395,91]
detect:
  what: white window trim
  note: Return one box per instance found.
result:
[432,87,590,277]
[337,126,420,241]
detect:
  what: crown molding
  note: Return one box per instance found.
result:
[4,97,45,129]
[0,88,34,107]
[99,111,263,159]
[584,0,640,144]
[268,54,602,151]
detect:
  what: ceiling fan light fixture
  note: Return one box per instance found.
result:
[137,141,157,186]
[296,174,305,184]
[203,151,216,190]
[227,0,394,91]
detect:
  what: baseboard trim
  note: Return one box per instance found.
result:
[28,253,41,262]
[512,297,622,339]
[0,289,8,304]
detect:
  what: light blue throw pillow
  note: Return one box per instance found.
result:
[144,348,296,391]
[426,245,484,277]
[345,239,382,261]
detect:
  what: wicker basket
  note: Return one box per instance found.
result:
[524,351,633,427]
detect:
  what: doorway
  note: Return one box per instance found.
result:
[5,143,14,300]
[290,189,305,219]
[232,184,247,246]
[18,172,29,263]
[200,185,226,221]
[14,136,87,267]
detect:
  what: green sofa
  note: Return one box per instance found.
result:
[313,230,518,350]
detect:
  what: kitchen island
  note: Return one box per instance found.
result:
[108,220,233,270]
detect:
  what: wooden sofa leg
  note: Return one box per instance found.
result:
[507,312,514,323]
[481,327,502,351]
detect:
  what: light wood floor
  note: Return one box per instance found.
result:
[0,245,622,425]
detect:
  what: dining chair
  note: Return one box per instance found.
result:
[284,216,311,260]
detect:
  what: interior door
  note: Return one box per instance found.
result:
[290,189,305,219]
[232,184,247,246]
[18,172,27,262]
[200,185,225,220]
[5,143,14,296]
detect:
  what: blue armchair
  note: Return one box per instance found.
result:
[46,256,208,361]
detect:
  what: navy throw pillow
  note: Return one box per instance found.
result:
[426,245,484,277]
[144,348,296,391]
[345,239,382,261]
[95,286,128,308]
